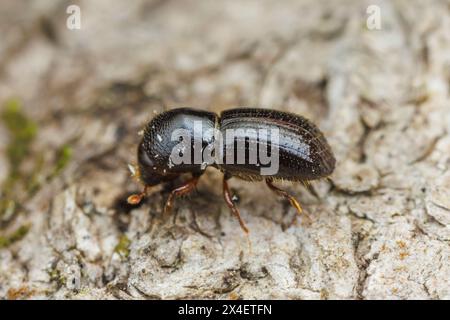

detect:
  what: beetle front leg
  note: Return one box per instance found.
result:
[164,175,200,215]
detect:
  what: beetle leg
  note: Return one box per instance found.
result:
[164,176,200,215]
[265,179,311,222]
[127,185,150,205]
[223,175,249,234]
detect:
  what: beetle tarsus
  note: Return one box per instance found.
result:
[266,179,312,222]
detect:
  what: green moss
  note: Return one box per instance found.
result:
[27,144,72,195]
[26,152,45,195]
[1,98,37,176]
[1,98,72,228]
[114,235,131,258]
[48,268,66,286]
[52,144,73,177]
[1,99,37,220]
[0,224,30,248]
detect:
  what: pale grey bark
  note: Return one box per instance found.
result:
[0,0,449,299]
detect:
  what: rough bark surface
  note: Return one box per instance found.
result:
[0,0,449,299]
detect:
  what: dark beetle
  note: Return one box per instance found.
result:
[128,108,335,233]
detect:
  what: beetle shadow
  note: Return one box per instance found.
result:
[114,176,224,239]
[172,187,224,239]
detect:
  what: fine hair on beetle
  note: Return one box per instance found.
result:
[127,107,336,234]
[169,121,280,176]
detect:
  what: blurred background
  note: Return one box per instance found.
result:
[0,0,450,299]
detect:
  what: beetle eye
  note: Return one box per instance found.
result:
[138,143,154,167]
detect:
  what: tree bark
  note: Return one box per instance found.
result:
[1,0,449,299]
